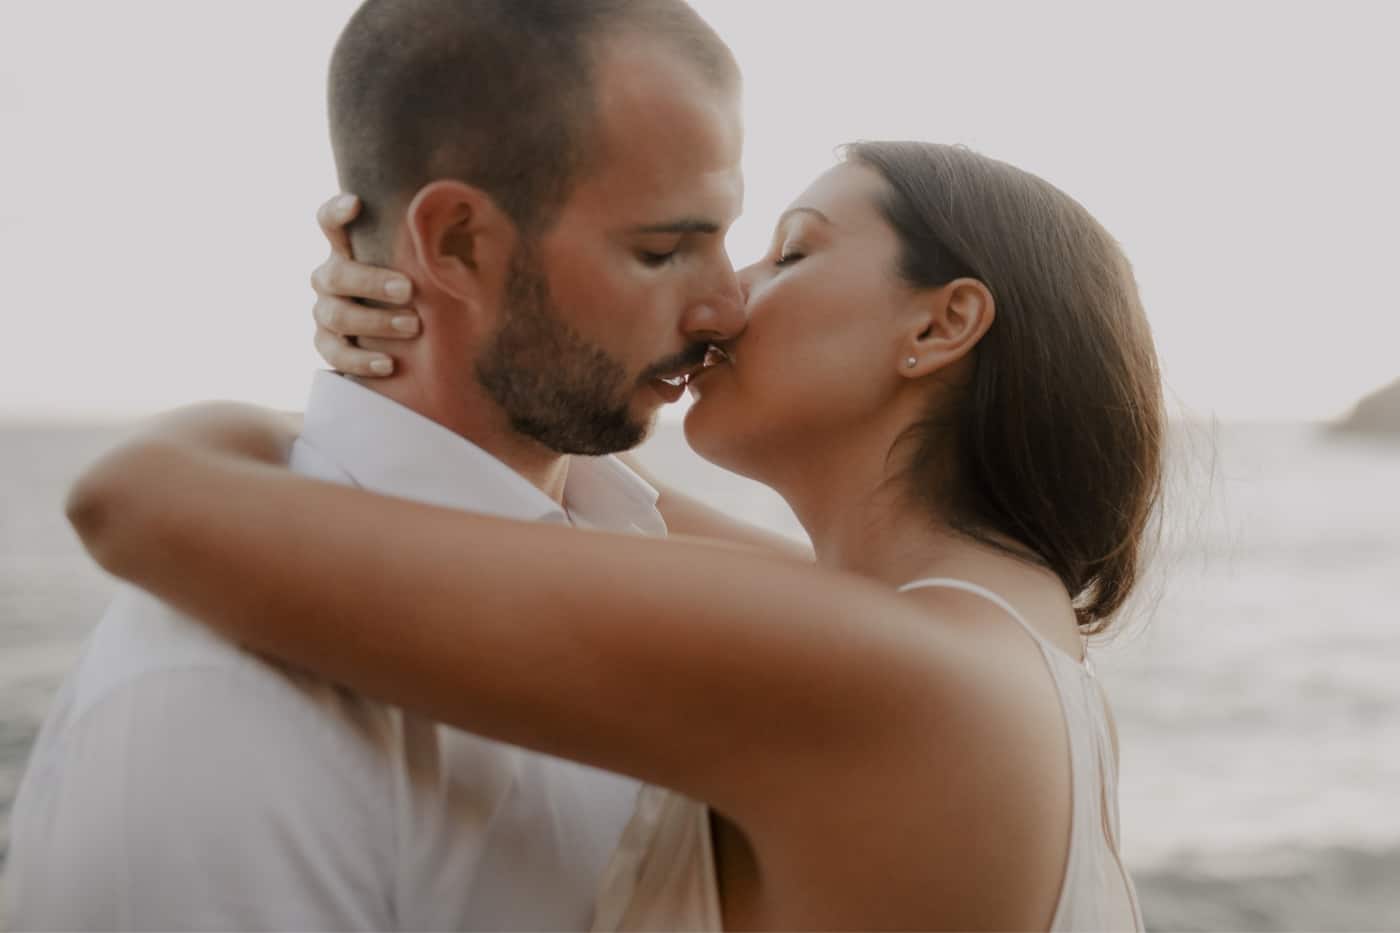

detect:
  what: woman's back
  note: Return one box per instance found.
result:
[592,577,1143,932]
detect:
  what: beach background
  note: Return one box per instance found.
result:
[2,415,1398,931]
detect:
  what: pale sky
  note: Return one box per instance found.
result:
[1,1,1395,422]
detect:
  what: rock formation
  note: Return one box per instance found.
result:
[1334,378,1400,436]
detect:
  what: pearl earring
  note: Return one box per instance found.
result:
[905,356,918,369]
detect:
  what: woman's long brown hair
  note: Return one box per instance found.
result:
[849,142,1165,633]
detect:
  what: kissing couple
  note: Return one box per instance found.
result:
[7,1,1158,929]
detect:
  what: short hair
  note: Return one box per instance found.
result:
[328,0,740,262]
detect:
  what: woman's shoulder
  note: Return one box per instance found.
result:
[747,569,1077,830]
[757,578,1077,927]
[825,572,1077,712]
[893,578,1073,738]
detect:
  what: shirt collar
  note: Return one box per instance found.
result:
[297,371,665,536]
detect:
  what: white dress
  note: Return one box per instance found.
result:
[591,577,1145,932]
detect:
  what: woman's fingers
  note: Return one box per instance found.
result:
[313,194,412,302]
[310,191,413,379]
[316,193,361,258]
[314,326,395,377]
[310,253,413,305]
[313,294,419,340]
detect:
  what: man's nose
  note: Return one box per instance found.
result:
[684,268,747,342]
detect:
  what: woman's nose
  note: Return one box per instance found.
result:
[736,261,763,304]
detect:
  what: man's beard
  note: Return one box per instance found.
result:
[475,244,647,456]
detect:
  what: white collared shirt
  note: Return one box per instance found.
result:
[4,372,665,931]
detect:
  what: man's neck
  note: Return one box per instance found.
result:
[346,373,571,504]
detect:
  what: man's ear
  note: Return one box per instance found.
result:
[898,278,996,378]
[402,180,517,307]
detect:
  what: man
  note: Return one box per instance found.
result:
[4,1,747,928]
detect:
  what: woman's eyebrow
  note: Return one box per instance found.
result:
[775,206,834,230]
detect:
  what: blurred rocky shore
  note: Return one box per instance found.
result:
[1333,377,1400,438]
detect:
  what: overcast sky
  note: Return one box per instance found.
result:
[2,1,1395,421]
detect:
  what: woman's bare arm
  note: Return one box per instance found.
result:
[66,423,960,830]
[124,402,301,460]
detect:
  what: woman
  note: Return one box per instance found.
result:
[69,142,1161,930]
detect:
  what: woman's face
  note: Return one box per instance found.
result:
[683,161,916,479]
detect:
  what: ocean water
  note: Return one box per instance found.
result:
[1,418,1397,931]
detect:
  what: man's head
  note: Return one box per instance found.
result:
[329,0,747,454]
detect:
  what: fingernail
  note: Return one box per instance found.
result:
[385,278,411,302]
[391,315,418,334]
[336,193,357,213]
[369,358,394,375]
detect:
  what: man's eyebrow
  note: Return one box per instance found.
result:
[776,206,834,229]
[629,218,722,236]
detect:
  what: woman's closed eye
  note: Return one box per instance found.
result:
[775,248,805,268]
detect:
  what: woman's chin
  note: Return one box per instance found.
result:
[682,399,744,472]
[684,405,789,491]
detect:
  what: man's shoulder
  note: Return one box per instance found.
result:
[289,433,353,483]
[72,586,241,703]
[62,585,378,735]
[57,440,354,722]
[6,586,400,930]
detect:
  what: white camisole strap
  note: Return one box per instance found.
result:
[897,576,1094,675]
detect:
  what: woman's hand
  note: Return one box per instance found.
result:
[310,194,421,378]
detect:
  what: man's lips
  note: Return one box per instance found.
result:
[644,343,733,397]
[649,344,728,383]
[652,361,706,388]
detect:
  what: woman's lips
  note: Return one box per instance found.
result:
[703,345,732,368]
[687,346,732,397]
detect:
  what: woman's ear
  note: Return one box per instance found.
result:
[898,278,996,378]
[401,180,517,308]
